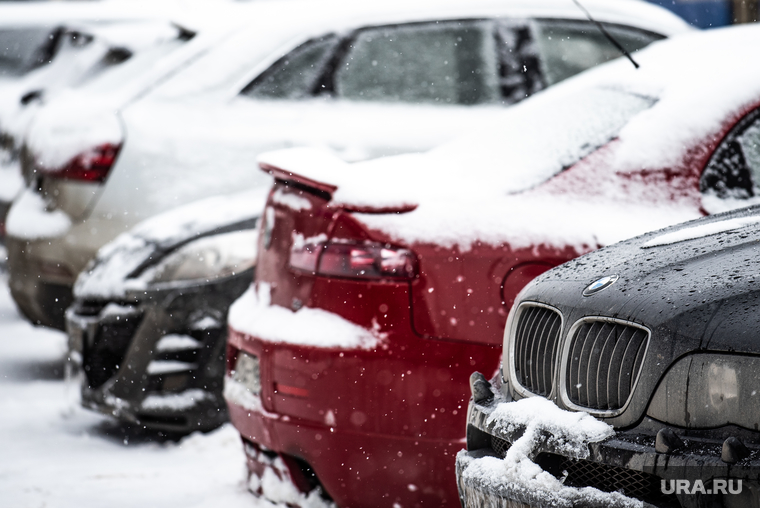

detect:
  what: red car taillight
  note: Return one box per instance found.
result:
[291,240,417,280]
[39,143,121,183]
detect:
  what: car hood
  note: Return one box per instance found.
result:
[74,189,264,300]
[523,205,760,355]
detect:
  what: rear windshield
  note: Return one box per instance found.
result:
[435,87,656,193]
[0,27,55,78]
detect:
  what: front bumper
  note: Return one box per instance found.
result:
[456,377,760,508]
[67,270,252,433]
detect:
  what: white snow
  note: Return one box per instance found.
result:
[223,377,269,415]
[245,442,336,508]
[459,397,640,508]
[127,190,266,247]
[642,215,760,248]
[0,156,23,202]
[228,283,384,350]
[0,273,277,508]
[25,104,125,171]
[5,187,72,240]
[156,334,203,352]
[141,389,209,411]
[271,187,312,211]
[146,360,197,375]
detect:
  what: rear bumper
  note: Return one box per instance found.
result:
[68,270,252,433]
[457,377,760,508]
[227,388,463,508]
[10,273,72,330]
[4,213,137,329]
[6,235,80,330]
[225,324,500,508]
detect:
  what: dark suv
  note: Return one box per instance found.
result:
[457,206,760,508]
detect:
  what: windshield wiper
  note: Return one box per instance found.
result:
[572,0,640,69]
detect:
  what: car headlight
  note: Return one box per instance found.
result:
[647,353,760,429]
[140,230,257,286]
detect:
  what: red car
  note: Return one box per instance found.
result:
[223,25,760,508]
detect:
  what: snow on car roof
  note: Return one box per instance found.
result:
[259,24,760,252]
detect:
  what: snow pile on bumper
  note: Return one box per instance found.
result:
[228,283,384,349]
[457,397,641,508]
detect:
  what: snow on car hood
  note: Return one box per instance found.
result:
[458,397,639,508]
[74,189,266,299]
[258,25,760,251]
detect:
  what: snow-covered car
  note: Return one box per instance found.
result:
[67,191,261,433]
[3,0,690,330]
[457,205,760,508]
[0,0,247,242]
[0,1,176,237]
[223,23,760,508]
[0,20,193,240]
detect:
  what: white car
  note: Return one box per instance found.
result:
[5,0,691,328]
[0,0,250,242]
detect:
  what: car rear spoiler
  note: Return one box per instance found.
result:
[258,147,342,197]
[258,147,417,213]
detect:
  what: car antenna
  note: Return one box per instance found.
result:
[571,0,640,69]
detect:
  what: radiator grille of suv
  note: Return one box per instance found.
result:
[513,304,562,397]
[565,320,648,412]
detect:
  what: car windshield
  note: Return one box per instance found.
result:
[434,86,657,194]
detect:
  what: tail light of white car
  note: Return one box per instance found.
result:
[38,143,121,183]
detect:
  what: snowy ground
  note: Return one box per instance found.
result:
[0,272,268,508]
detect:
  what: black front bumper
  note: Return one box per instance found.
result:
[456,377,760,508]
[67,270,252,433]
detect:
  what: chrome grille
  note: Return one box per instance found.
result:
[513,304,562,397]
[564,320,648,412]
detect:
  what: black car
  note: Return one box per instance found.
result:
[66,191,261,433]
[457,206,760,508]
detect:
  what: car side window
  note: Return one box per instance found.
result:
[701,110,760,199]
[333,21,499,106]
[240,35,339,100]
[532,20,663,86]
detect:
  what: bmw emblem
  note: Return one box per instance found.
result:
[583,275,619,296]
